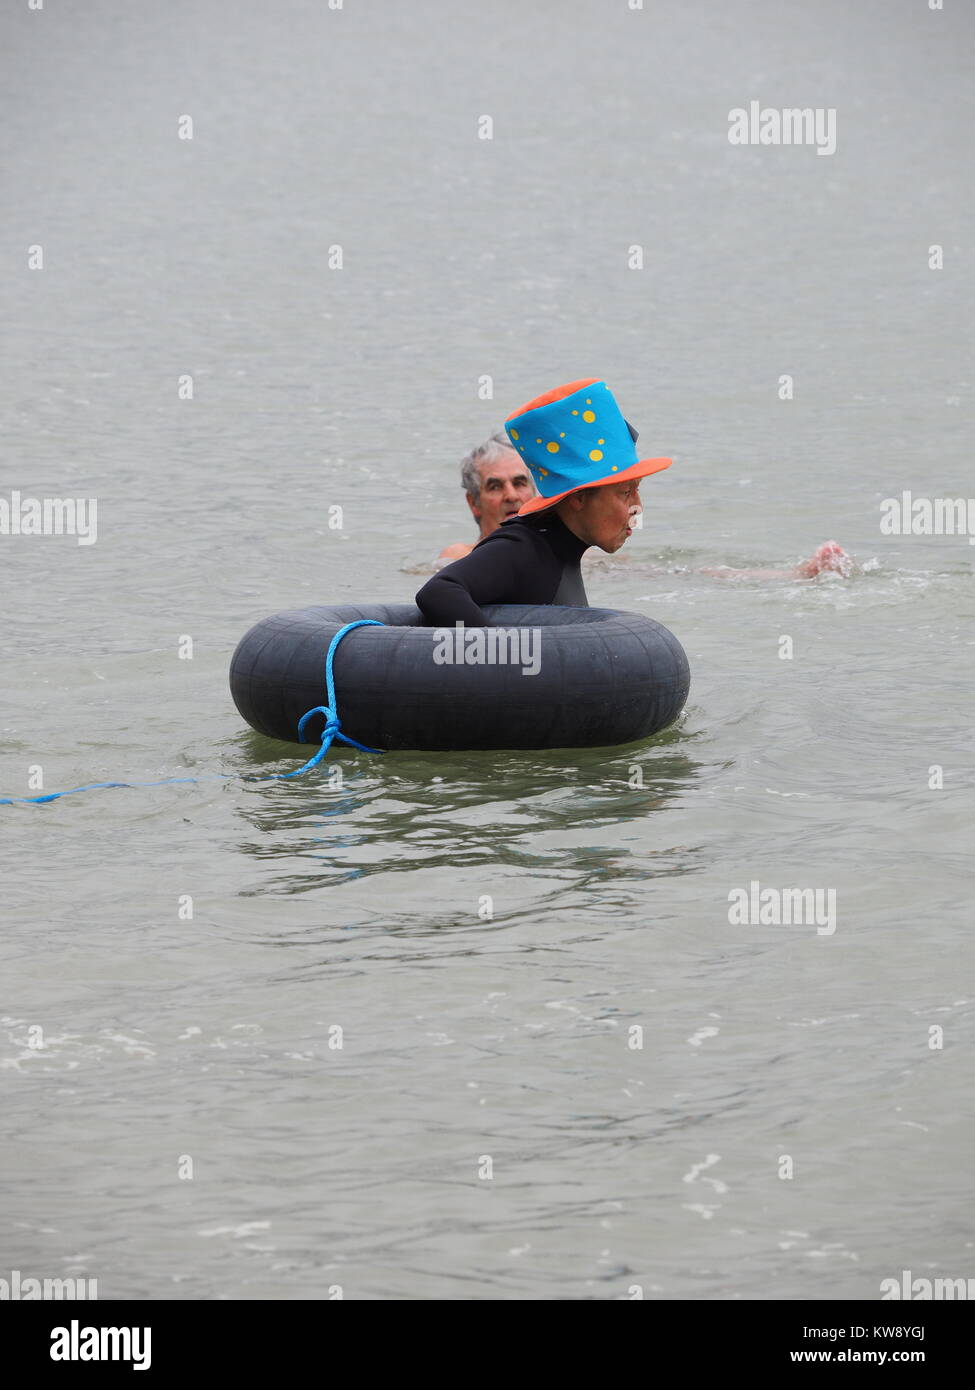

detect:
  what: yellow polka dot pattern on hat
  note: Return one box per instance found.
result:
[509,384,629,491]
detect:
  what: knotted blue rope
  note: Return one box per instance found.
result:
[278,619,386,776]
[0,619,385,806]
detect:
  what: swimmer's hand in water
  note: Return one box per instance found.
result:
[793,541,858,578]
[700,541,858,580]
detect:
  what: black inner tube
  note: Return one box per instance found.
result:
[230,604,690,752]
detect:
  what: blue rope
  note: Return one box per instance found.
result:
[0,619,385,806]
[276,619,386,776]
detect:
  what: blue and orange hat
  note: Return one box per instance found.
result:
[504,378,671,516]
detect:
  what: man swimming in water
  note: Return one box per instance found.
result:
[437,435,537,562]
[418,379,854,626]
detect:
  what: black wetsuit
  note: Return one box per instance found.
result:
[416,513,589,626]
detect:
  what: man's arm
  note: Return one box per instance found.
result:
[416,529,536,625]
[436,542,474,562]
[699,542,856,581]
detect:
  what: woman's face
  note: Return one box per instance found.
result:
[563,481,643,552]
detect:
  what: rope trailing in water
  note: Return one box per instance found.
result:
[0,619,385,806]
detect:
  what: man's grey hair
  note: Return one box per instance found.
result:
[461,433,519,500]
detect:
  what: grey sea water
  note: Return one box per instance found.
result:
[2,0,973,1300]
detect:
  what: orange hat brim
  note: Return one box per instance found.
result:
[517,456,672,516]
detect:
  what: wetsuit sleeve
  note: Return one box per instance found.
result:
[415,529,538,625]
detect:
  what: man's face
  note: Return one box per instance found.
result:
[468,452,535,535]
[567,480,643,552]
